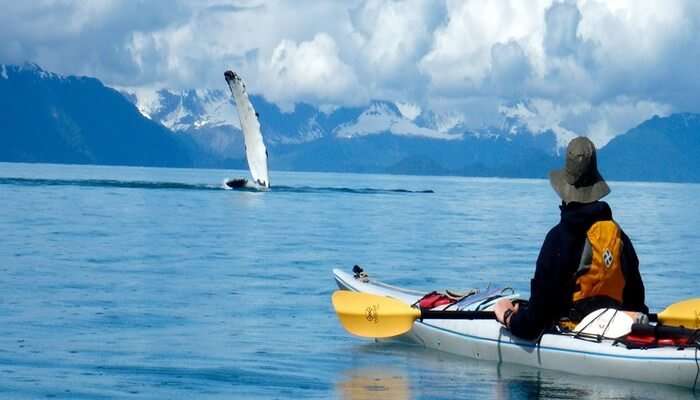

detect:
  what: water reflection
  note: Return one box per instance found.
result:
[336,342,699,400]
[491,362,699,400]
[336,367,411,400]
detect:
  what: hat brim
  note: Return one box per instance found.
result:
[549,169,610,204]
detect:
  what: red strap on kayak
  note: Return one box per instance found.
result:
[418,291,456,310]
[625,334,691,347]
[624,323,698,347]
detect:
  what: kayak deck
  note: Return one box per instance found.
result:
[333,268,700,389]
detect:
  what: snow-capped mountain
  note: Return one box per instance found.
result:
[120,87,470,143]
[7,63,698,182]
[117,83,563,175]
[121,88,239,131]
[0,63,562,175]
[120,86,567,154]
[118,88,252,162]
[335,102,463,140]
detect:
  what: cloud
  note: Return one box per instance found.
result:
[259,33,366,111]
[544,2,582,57]
[583,98,672,147]
[500,99,579,149]
[349,1,444,84]
[488,40,533,95]
[0,1,190,85]
[203,3,266,14]
[419,1,550,93]
[577,1,700,106]
[1,0,700,144]
[500,97,671,148]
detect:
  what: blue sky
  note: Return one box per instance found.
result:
[2,1,699,146]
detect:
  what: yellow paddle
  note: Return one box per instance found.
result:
[332,291,700,339]
[331,291,496,338]
[650,298,700,329]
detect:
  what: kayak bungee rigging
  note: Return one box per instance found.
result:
[331,267,700,390]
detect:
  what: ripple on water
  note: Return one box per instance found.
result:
[1,164,699,399]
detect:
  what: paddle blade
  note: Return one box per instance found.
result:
[332,291,421,338]
[658,298,700,328]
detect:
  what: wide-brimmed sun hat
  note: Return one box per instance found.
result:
[549,136,610,204]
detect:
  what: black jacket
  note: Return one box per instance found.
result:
[509,201,648,340]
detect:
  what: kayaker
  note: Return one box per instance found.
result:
[494,136,648,340]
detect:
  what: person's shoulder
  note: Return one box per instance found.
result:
[544,223,562,241]
[595,201,613,217]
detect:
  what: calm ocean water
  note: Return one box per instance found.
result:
[1,162,699,399]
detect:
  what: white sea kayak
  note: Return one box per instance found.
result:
[333,268,700,389]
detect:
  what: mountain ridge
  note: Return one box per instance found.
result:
[0,63,192,167]
[1,64,699,183]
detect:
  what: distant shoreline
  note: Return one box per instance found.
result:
[2,160,698,186]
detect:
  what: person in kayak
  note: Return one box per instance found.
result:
[494,136,648,340]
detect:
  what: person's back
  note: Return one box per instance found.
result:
[494,137,647,340]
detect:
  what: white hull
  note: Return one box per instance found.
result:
[333,268,699,389]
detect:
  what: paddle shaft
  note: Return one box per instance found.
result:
[420,310,496,320]
[647,313,686,324]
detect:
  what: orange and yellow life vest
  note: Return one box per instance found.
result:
[572,220,626,304]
